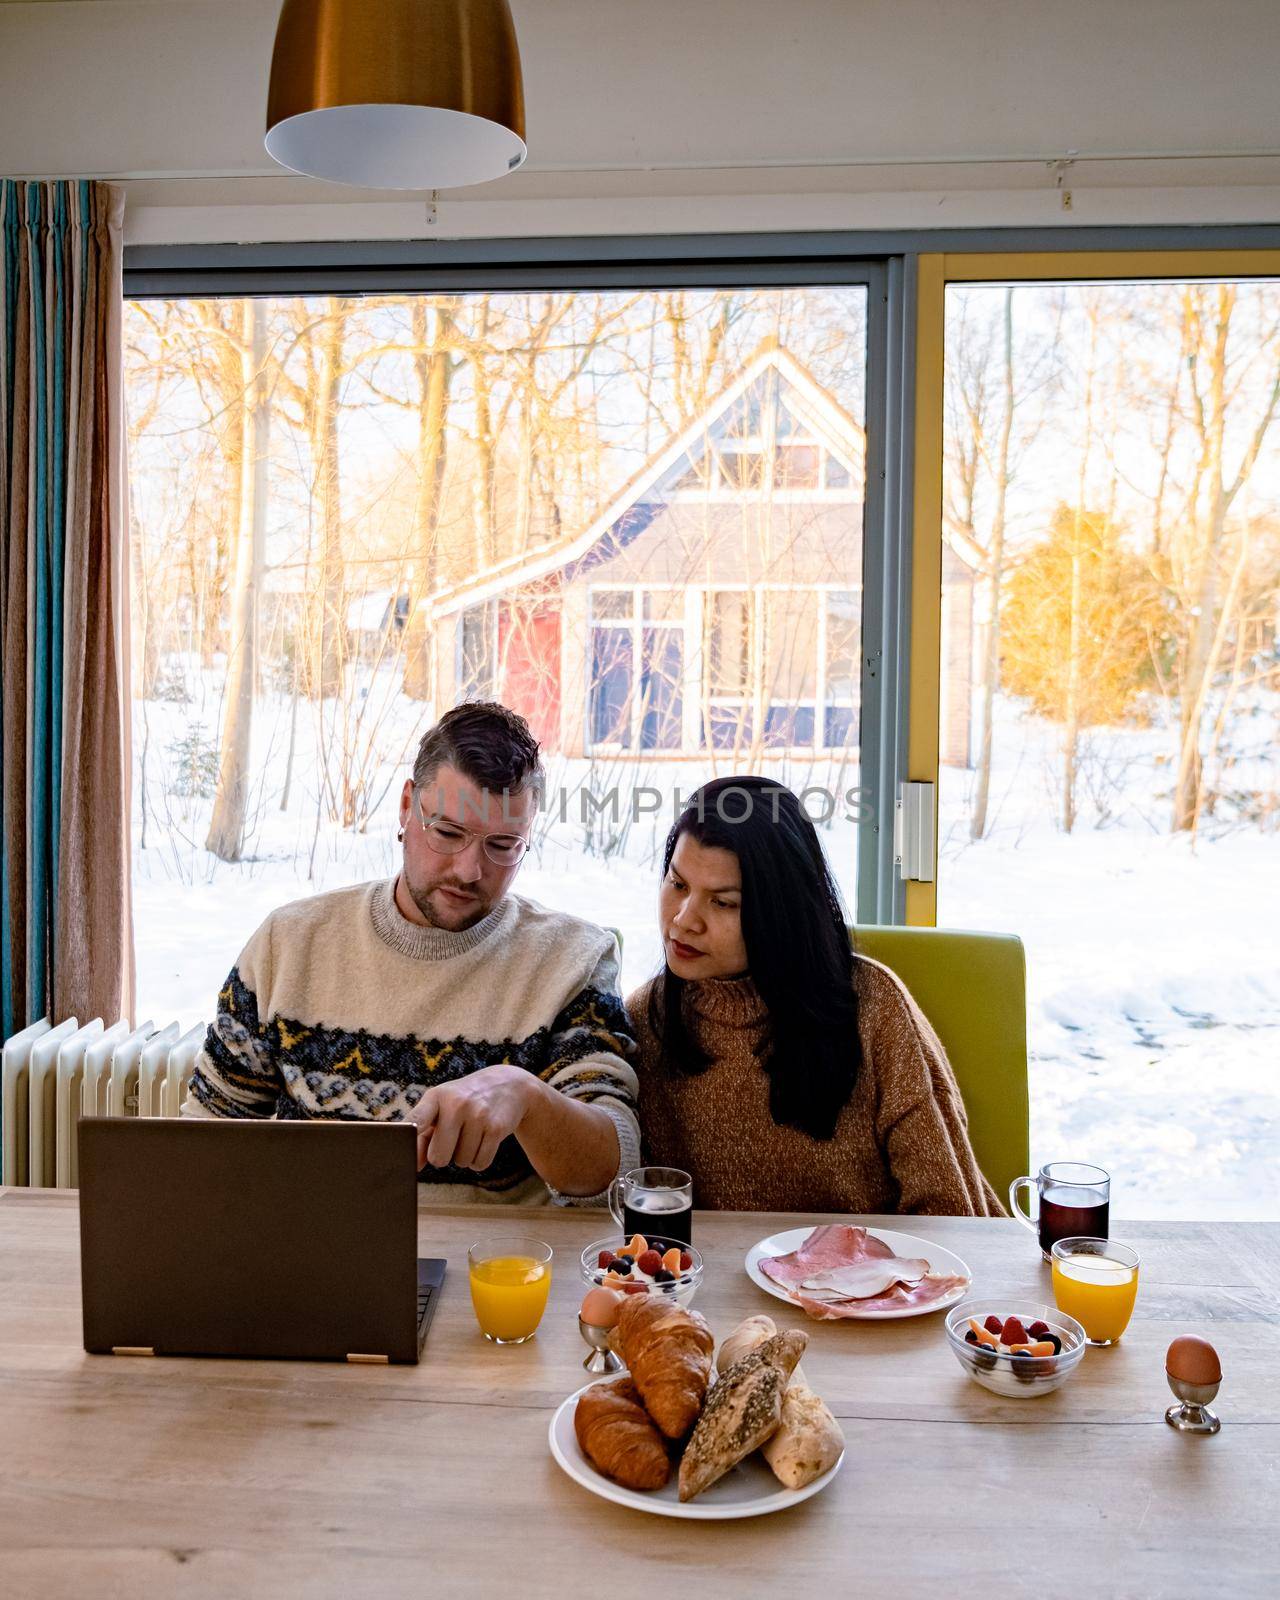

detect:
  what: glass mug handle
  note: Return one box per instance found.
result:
[607,1176,625,1231]
[1008,1175,1039,1233]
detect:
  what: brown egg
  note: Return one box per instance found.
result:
[580,1286,623,1328]
[1166,1335,1222,1386]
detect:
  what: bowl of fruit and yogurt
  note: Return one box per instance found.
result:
[580,1232,703,1306]
[945,1299,1086,1397]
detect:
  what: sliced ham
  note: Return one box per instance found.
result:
[759,1225,968,1318]
[758,1225,894,1289]
[797,1258,930,1301]
[793,1273,970,1318]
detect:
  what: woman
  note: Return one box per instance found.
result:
[625,776,1002,1216]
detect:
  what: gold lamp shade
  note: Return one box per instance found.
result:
[265,0,526,190]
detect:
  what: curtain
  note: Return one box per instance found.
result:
[0,180,134,1037]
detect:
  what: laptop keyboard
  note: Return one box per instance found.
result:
[415,1258,447,1349]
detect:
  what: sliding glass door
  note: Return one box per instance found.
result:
[918,252,1280,1219]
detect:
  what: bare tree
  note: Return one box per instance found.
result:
[1169,285,1280,831]
[206,299,270,860]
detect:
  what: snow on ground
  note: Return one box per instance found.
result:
[132,674,1280,1220]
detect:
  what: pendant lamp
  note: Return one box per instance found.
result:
[265,0,526,191]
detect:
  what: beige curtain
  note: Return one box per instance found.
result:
[53,183,134,1025]
[1,180,134,1032]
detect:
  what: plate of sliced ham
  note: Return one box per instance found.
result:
[745,1224,971,1320]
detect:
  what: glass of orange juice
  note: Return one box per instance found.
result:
[468,1238,553,1344]
[1051,1237,1140,1346]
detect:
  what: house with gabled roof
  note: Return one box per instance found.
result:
[428,341,978,764]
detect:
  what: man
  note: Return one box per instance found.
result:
[183,702,639,1204]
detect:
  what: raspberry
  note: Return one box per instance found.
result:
[637,1250,663,1276]
[622,1282,647,1295]
[983,1315,1004,1336]
[1028,1320,1050,1339]
[1001,1317,1028,1346]
[680,1251,694,1271]
[597,1250,615,1269]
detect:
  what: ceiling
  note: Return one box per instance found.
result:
[3,0,1279,243]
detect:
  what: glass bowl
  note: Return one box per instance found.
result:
[945,1299,1086,1398]
[580,1233,703,1307]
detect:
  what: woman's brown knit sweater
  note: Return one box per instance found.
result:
[625,956,1003,1216]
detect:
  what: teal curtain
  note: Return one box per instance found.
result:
[0,180,133,1041]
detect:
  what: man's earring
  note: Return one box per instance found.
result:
[397,828,404,842]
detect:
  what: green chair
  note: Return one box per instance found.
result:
[851,925,1029,1199]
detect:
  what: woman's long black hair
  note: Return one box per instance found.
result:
[648,775,861,1140]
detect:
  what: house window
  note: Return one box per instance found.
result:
[763,590,819,748]
[825,452,852,489]
[459,601,498,700]
[590,625,633,747]
[774,441,821,489]
[705,590,754,748]
[588,587,686,751]
[824,590,860,748]
[702,587,859,751]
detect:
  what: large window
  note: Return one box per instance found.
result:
[938,272,1280,1220]
[124,245,1280,1221]
[125,285,869,1021]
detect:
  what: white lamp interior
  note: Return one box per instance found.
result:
[265,104,527,191]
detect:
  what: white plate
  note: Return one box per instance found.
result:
[549,1379,843,1520]
[745,1226,971,1320]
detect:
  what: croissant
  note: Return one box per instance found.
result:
[678,1329,807,1502]
[573,1377,671,1490]
[614,1294,714,1440]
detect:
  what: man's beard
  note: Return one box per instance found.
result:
[402,865,493,930]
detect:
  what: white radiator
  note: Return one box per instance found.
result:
[1,1015,204,1188]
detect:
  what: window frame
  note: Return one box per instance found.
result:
[910,244,1280,926]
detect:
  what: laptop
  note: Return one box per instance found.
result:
[77,1118,445,1364]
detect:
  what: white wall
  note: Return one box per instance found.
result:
[2,0,1279,243]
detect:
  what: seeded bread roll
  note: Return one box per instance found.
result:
[677,1330,807,1501]
[716,1315,844,1489]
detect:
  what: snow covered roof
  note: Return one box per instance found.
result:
[429,342,867,618]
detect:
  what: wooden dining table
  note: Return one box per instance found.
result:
[1,1187,1275,1599]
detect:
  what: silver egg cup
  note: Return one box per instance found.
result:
[1165,1372,1222,1434]
[579,1316,622,1374]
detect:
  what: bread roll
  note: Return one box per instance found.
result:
[678,1330,807,1501]
[716,1314,777,1375]
[716,1315,844,1489]
[761,1384,844,1488]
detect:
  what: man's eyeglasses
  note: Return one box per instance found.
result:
[416,815,529,867]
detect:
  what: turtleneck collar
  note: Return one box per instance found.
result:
[684,972,769,1029]
[370,876,509,961]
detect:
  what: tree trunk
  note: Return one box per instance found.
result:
[403,297,454,701]
[206,300,269,861]
[1172,286,1237,832]
[308,300,346,700]
[1062,304,1100,834]
[471,298,495,570]
[970,289,1015,841]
